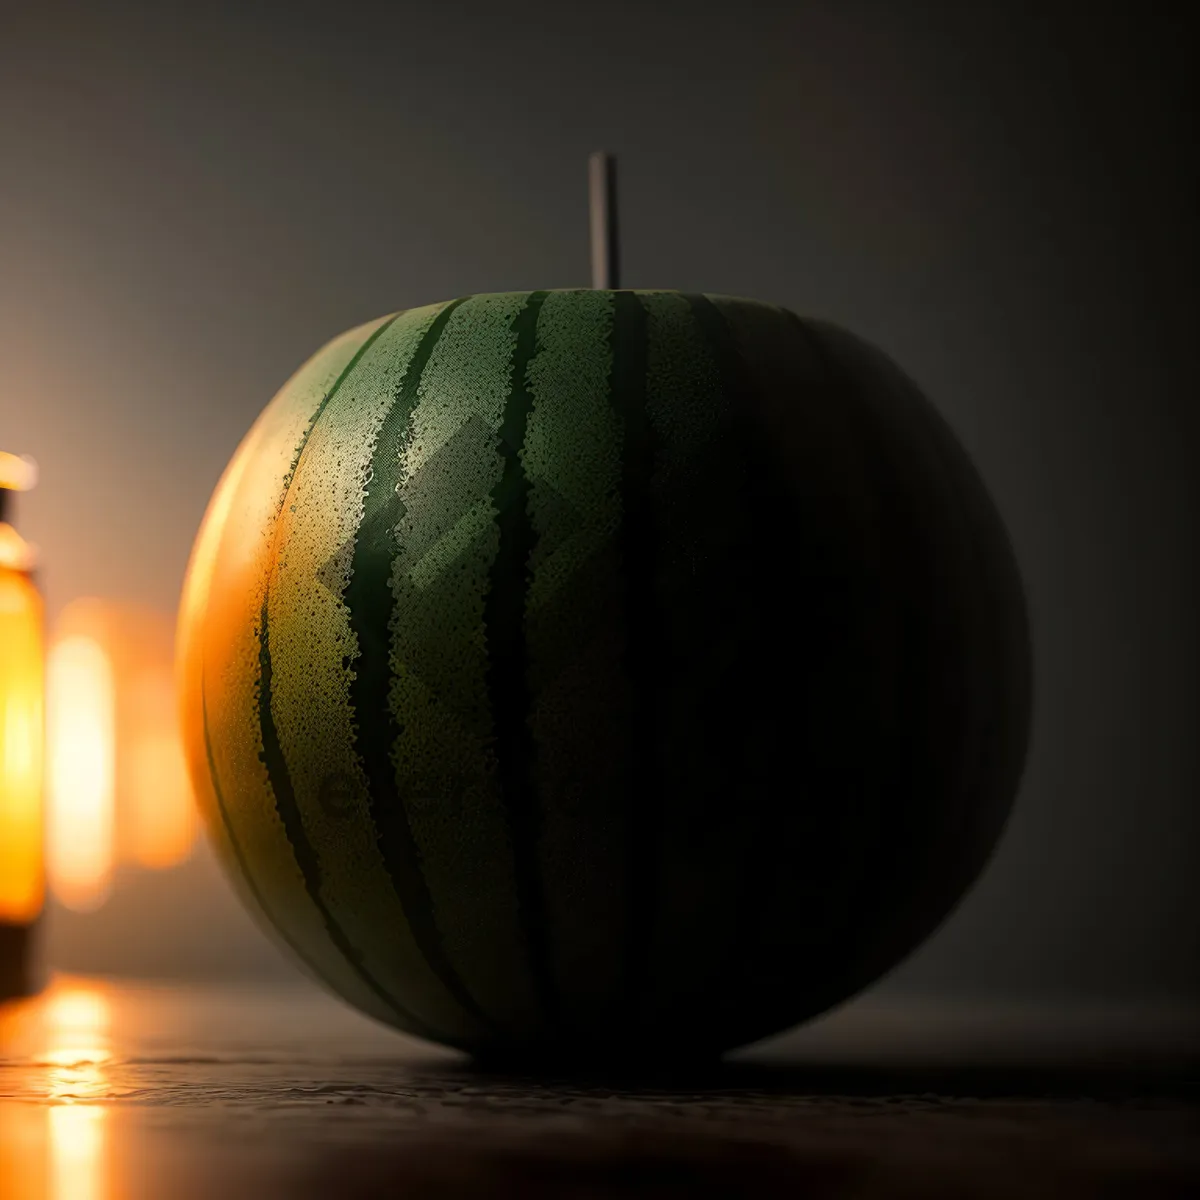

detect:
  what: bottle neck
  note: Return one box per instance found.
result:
[0,491,37,574]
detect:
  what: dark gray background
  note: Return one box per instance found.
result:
[1,0,1195,1003]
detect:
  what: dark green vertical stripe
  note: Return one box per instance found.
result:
[482,289,560,1028]
[251,312,454,1038]
[201,680,340,1001]
[252,609,443,1037]
[609,290,663,1019]
[342,296,499,1034]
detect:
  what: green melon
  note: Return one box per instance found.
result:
[177,290,1031,1061]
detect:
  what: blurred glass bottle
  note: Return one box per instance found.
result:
[0,451,44,1000]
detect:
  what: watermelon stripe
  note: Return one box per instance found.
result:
[199,683,335,990]
[255,596,437,1033]
[279,315,401,506]
[250,311,450,1039]
[341,297,501,1034]
[180,290,1031,1059]
[199,673,431,1033]
[609,290,663,1017]
[483,289,560,1028]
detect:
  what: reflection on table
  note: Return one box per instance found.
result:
[1,978,112,1200]
[1,974,1197,1200]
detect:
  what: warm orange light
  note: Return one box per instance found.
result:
[0,569,44,923]
[127,668,196,870]
[44,600,200,896]
[129,731,196,868]
[0,979,114,1200]
[44,984,112,1054]
[45,981,111,1200]
[49,1106,107,1200]
[46,637,116,913]
[0,1104,46,1200]
[42,981,114,1096]
[0,522,37,573]
[0,451,37,493]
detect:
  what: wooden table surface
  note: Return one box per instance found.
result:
[1,974,1197,1198]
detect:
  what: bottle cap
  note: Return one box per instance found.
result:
[0,452,37,492]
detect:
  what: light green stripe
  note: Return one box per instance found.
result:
[261,300,487,1043]
[524,290,621,614]
[200,315,408,1027]
[405,495,496,589]
[387,293,544,1038]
